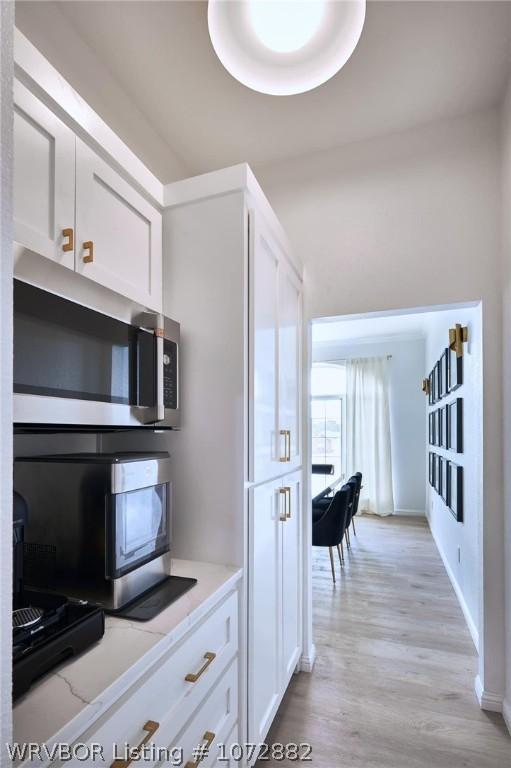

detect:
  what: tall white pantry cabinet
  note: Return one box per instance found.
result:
[162,166,303,752]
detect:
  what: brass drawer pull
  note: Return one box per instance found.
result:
[111,720,159,768]
[62,228,74,252]
[83,240,94,263]
[185,651,216,682]
[185,731,216,768]
[279,429,291,462]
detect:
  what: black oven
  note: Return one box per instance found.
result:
[13,279,180,429]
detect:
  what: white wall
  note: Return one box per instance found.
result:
[424,307,482,650]
[258,109,505,708]
[313,336,426,515]
[0,0,13,750]
[500,75,511,731]
[14,2,189,183]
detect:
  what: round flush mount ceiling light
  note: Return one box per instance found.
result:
[208,0,366,96]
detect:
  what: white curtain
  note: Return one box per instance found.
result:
[345,356,394,517]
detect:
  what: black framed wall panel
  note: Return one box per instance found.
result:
[448,348,463,391]
[447,398,463,453]
[429,412,435,446]
[429,452,436,487]
[447,462,464,522]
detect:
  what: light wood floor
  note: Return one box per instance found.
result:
[259,515,510,767]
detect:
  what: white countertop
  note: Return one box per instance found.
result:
[13,559,242,750]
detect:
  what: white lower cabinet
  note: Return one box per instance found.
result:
[281,472,302,682]
[248,471,302,746]
[58,591,239,767]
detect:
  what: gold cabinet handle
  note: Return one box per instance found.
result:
[279,487,287,521]
[111,720,159,768]
[279,429,291,462]
[62,228,74,252]
[185,731,216,768]
[285,486,292,518]
[279,487,291,521]
[185,651,216,683]
[83,240,94,263]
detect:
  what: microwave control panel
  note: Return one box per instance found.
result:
[163,339,178,410]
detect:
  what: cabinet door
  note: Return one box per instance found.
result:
[248,480,282,743]
[249,212,280,482]
[280,471,302,685]
[13,81,75,269]
[278,258,302,471]
[75,138,162,310]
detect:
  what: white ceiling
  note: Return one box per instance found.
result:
[15,1,511,182]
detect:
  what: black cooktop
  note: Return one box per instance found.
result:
[13,591,104,701]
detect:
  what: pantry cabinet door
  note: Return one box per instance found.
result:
[249,212,280,483]
[278,258,302,471]
[13,81,75,269]
[75,138,162,311]
[280,472,302,685]
[248,480,282,744]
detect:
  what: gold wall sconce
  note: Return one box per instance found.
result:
[449,324,469,358]
[422,378,430,396]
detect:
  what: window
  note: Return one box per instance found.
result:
[311,363,346,498]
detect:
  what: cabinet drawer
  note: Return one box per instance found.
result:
[167,660,238,768]
[213,722,239,767]
[63,592,238,766]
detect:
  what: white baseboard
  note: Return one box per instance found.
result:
[394,508,426,517]
[503,698,511,734]
[474,675,503,713]
[300,644,316,673]
[427,521,479,652]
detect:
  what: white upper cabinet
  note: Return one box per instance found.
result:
[13,84,162,311]
[250,210,303,483]
[278,258,302,472]
[13,81,75,270]
[250,212,279,482]
[75,139,162,310]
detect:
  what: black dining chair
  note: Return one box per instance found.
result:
[348,472,363,535]
[346,478,359,537]
[313,479,354,550]
[312,484,351,583]
[343,480,355,549]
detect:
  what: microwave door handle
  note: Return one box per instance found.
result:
[135,312,165,425]
[154,329,165,423]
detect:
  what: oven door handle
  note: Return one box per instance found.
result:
[135,312,165,424]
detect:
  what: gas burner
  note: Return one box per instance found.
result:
[13,606,44,630]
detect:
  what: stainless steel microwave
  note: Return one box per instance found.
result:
[14,452,172,610]
[13,279,180,429]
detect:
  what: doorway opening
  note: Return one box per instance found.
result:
[308,300,484,697]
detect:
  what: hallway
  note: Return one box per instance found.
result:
[261,516,510,767]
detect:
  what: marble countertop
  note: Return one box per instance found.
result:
[13,559,242,751]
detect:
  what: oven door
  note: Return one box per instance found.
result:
[107,456,172,579]
[13,279,180,428]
